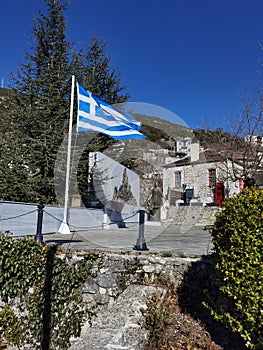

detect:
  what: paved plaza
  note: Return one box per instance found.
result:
[44,221,214,256]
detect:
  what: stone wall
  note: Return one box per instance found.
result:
[163,159,241,205]
[69,252,200,350]
[5,252,202,350]
[165,205,219,226]
[78,252,197,303]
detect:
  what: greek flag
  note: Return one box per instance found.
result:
[77,83,146,140]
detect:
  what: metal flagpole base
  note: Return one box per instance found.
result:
[58,222,71,234]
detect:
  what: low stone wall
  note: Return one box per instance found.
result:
[5,251,203,350]
[78,252,198,305]
[69,252,200,350]
[165,205,219,226]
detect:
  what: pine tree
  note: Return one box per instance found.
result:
[73,36,131,207]
[0,4,132,206]
[75,36,131,103]
[7,0,72,203]
[0,91,35,201]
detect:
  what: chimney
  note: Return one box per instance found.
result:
[190,142,199,162]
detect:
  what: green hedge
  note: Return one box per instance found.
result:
[0,234,102,349]
[210,188,263,349]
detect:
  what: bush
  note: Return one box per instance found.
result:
[210,188,263,349]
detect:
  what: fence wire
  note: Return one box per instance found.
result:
[0,201,141,236]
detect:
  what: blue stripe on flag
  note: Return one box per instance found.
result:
[77,83,146,140]
[78,115,134,131]
[79,100,90,114]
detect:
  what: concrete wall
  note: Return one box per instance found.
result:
[0,201,106,236]
[0,201,142,236]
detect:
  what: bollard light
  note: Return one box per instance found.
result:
[133,209,149,251]
[35,202,45,243]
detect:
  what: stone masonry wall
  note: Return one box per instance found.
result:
[5,252,203,350]
[68,252,200,350]
[78,252,198,306]
[166,206,219,226]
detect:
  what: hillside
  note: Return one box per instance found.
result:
[194,128,246,153]
[136,113,195,140]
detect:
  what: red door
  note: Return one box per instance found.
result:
[214,182,225,206]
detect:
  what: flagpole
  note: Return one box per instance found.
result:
[58,75,75,234]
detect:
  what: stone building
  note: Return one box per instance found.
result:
[162,143,244,207]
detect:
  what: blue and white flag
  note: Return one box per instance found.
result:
[77,83,146,140]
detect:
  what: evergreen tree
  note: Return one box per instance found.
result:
[7,0,72,203]
[0,4,132,206]
[0,93,35,201]
[75,36,130,103]
[72,36,131,207]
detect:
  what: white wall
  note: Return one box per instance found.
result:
[92,152,140,206]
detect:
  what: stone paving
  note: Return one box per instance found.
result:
[44,221,214,257]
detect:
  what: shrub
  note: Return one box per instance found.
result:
[210,188,263,349]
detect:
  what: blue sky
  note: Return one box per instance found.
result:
[1,0,263,130]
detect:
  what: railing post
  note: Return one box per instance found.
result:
[133,209,149,251]
[35,202,45,243]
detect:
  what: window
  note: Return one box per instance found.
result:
[208,169,216,187]
[174,171,182,188]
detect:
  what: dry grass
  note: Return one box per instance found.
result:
[144,286,223,350]
[143,257,247,350]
